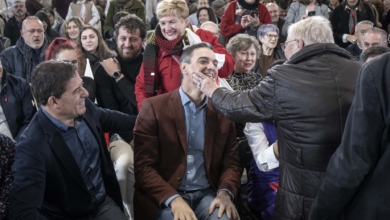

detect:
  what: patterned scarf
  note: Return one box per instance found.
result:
[143,24,190,96]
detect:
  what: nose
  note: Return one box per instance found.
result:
[124,39,131,47]
[81,86,89,98]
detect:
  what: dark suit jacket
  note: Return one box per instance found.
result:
[133,89,241,220]
[345,43,362,60]
[9,99,137,219]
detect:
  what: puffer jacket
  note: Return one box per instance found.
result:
[210,43,361,220]
[0,37,48,83]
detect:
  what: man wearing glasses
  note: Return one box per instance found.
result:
[1,16,48,83]
[194,16,362,220]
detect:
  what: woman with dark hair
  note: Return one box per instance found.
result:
[35,11,60,43]
[196,7,217,26]
[25,0,44,15]
[78,25,113,73]
[43,6,64,34]
[331,0,375,48]
[281,0,328,37]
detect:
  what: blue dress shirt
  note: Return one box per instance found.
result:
[41,108,106,204]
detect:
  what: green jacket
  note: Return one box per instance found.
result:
[103,0,146,37]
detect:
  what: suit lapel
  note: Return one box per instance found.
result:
[204,101,217,173]
[169,90,188,155]
[37,110,88,192]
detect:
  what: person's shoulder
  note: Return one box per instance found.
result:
[365,52,390,73]
[6,74,29,88]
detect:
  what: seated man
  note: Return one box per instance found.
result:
[4,0,27,46]
[9,61,137,219]
[134,43,241,220]
[345,20,373,59]
[361,27,388,52]
[360,45,390,62]
[1,16,48,83]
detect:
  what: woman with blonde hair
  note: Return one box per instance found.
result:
[62,16,84,45]
[135,0,235,109]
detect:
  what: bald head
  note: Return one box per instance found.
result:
[21,17,45,49]
[266,3,280,23]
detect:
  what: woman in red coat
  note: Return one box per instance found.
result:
[135,0,235,109]
[221,0,272,42]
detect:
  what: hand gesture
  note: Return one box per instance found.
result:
[241,15,252,28]
[192,71,219,98]
[209,191,240,220]
[346,34,357,44]
[100,57,121,76]
[170,197,197,220]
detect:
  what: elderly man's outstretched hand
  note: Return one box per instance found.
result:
[192,71,219,98]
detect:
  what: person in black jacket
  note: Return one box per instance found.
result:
[193,16,362,220]
[0,60,36,142]
[309,51,390,220]
[345,20,373,59]
[331,0,375,48]
[9,61,136,219]
[1,16,48,83]
[4,0,27,46]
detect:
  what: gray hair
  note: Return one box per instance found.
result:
[360,45,390,62]
[200,21,218,29]
[226,34,261,58]
[288,16,334,45]
[363,27,388,45]
[257,24,280,38]
[180,42,214,64]
[355,20,374,33]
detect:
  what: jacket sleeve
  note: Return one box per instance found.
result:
[136,5,146,23]
[211,74,275,123]
[321,4,329,19]
[1,49,13,75]
[135,63,149,111]
[259,4,272,25]
[217,121,241,197]
[196,29,234,78]
[103,2,114,37]
[88,4,101,26]
[220,2,244,39]
[116,76,138,111]
[282,3,298,37]
[9,142,49,220]
[134,98,179,207]
[309,62,385,219]
[15,80,36,141]
[95,66,119,111]
[331,7,345,43]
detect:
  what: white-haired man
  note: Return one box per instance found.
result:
[193,16,362,220]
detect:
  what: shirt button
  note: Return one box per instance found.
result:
[191,131,194,134]
[193,116,195,118]
[188,171,190,174]
[188,156,191,158]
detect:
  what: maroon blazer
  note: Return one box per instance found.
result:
[134,89,241,220]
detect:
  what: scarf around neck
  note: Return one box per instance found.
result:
[143,24,191,96]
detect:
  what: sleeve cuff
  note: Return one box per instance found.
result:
[164,194,180,207]
[342,34,348,43]
[260,144,280,170]
[217,189,234,200]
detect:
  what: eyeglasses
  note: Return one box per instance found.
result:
[266,34,279,39]
[280,39,297,51]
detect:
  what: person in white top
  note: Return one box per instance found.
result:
[66,0,100,27]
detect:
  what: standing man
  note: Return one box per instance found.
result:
[9,61,137,219]
[194,16,361,220]
[266,2,286,44]
[95,14,146,219]
[345,21,373,59]
[4,0,27,46]
[1,16,48,83]
[309,51,390,220]
[134,43,241,220]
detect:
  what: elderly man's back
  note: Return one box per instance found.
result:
[211,43,361,219]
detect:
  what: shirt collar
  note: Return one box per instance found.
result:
[41,107,84,131]
[179,87,208,109]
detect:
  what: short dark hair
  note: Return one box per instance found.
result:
[180,42,214,64]
[31,61,78,106]
[113,11,130,25]
[276,0,289,9]
[115,14,146,40]
[35,11,53,35]
[360,45,390,62]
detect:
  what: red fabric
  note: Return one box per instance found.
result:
[135,28,235,110]
[220,1,272,42]
[104,133,110,147]
[350,10,356,35]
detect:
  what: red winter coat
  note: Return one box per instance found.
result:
[221,1,272,42]
[135,28,235,110]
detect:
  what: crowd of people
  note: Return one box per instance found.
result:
[0,0,389,219]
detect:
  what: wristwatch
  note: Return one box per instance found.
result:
[112,71,121,79]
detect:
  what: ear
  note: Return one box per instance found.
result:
[183,18,189,26]
[47,96,60,109]
[298,38,305,49]
[20,29,24,38]
[180,62,188,75]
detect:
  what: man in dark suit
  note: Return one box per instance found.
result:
[133,43,241,220]
[9,61,136,219]
[345,20,373,59]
